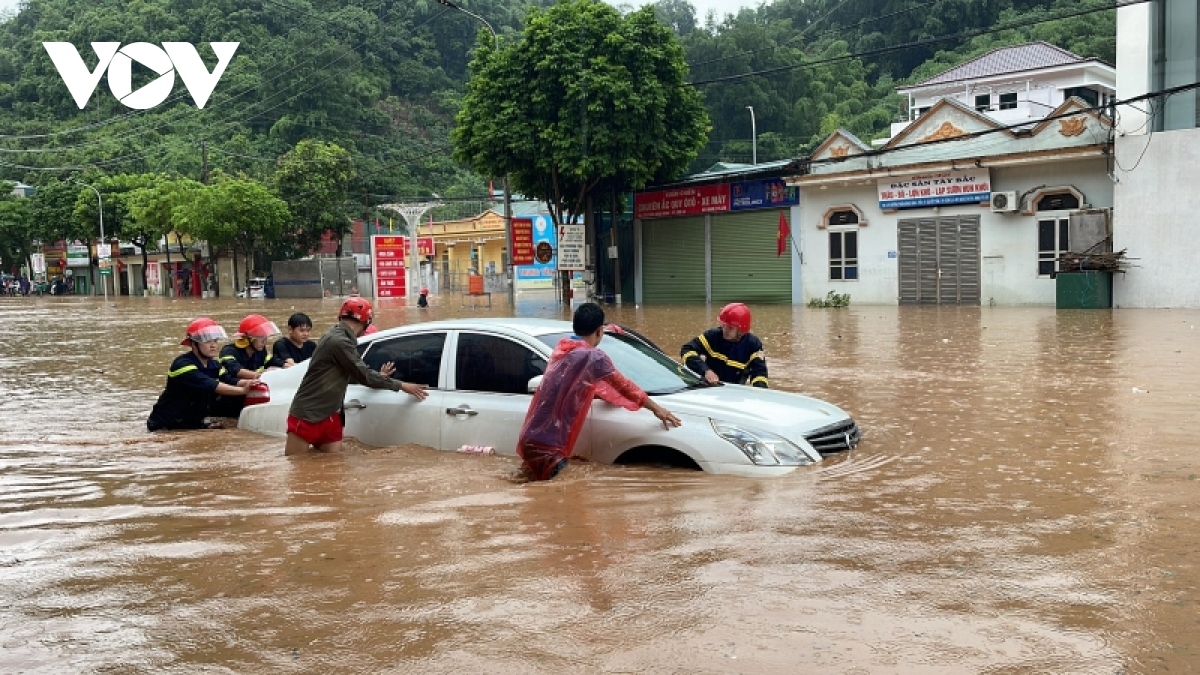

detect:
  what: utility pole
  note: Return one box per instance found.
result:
[200,140,208,184]
[436,0,515,309]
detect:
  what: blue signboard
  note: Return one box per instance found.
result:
[515,215,558,289]
[730,178,799,211]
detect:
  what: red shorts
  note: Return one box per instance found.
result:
[287,412,343,446]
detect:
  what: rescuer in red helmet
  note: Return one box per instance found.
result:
[147,318,255,431]
[680,302,769,388]
[211,314,287,418]
[284,297,429,456]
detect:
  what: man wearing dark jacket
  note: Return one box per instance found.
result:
[680,302,769,388]
[284,297,428,455]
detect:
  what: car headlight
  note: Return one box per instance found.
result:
[710,420,817,466]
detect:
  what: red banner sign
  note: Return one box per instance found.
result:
[511,218,535,266]
[372,235,407,298]
[634,184,731,219]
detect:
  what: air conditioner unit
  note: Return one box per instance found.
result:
[990,191,1018,213]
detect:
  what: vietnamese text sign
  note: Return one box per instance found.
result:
[557,223,585,271]
[634,184,730,219]
[66,244,90,267]
[511,218,535,266]
[730,178,799,211]
[397,236,435,257]
[98,258,113,276]
[371,234,407,298]
[31,253,46,275]
[878,169,992,209]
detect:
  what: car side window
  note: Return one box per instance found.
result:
[362,333,445,387]
[455,333,547,394]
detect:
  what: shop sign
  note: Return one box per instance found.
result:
[634,184,730,219]
[98,258,113,276]
[66,244,90,267]
[877,169,991,209]
[730,178,799,211]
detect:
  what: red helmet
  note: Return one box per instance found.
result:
[181,317,228,345]
[236,314,280,339]
[339,297,374,324]
[718,302,752,333]
[420,287,429,295]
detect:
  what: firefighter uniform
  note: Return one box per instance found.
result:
[212,344,284,417]
[219,343,286,376]
[681,328,769,388]
[147,352,240,430]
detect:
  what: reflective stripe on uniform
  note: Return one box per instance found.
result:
[681,350,700,361]
[749,376,769,387]
[698,334,751,370]
[168,364,198,378]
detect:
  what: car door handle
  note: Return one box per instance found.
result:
[344,400,367,410]
[445,406,479,416]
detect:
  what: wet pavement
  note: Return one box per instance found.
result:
[1,292,1199,673]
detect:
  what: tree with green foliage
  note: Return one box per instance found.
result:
[127,176,205,290]
[173,174,289,292]
[0,186,34,275]
[454,0,709,299]
[272,140,355,258]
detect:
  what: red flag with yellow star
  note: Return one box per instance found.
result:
[777,211,790,257]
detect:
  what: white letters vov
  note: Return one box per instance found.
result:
[43,42,240,110]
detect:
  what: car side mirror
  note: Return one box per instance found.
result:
[526,375,543,393]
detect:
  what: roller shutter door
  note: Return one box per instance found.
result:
[642,217,706,303]
[897,215,980,305]
[710,210,792,303]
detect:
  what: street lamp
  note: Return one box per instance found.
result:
[436,0,516,309]
[73,179,107,304]
[746,105,757,165]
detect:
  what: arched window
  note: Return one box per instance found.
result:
[1033,191,1081,277]
[823,207,864,282]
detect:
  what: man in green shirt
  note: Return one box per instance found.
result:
[285,297,428,456]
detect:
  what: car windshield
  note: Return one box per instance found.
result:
[537,330,704,395]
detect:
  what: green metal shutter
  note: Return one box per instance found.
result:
[710,211,792,303]
[642,217,706,303]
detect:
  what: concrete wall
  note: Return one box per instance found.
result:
[1116,2,1153,135]
[799,158,1114,306]
[1113,127,1200,308]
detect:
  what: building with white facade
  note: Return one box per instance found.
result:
[1113,0,1200,308]
[788,43,1116,306]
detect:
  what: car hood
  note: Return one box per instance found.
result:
[657,385,849,433]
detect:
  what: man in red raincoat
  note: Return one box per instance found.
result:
[517,302,681,480]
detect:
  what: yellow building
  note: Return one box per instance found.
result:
[424,209,509,292]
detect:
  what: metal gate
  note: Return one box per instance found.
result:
[642,216,707,303]
[898,216,980,305]
[710,211,792,303]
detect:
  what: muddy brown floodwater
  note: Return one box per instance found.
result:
[1,292,1199,673]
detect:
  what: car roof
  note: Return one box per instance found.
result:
[368,317,571,339]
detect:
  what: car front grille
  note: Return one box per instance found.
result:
[803,419,862,453]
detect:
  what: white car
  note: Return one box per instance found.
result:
[238,278,267,298]
[239,318,861,477]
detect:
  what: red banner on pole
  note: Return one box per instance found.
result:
[511,218,535,265]
[372,235,407,298]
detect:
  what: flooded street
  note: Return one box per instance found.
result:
[2,293,1199,673]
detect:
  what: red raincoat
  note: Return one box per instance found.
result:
[516,338,647,480]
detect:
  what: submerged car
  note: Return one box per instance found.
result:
[238,318,861,477]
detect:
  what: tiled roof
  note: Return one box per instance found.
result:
[907,42,1087,88]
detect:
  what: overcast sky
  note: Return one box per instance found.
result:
[620,0,762,22]
[1,0,763,23]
